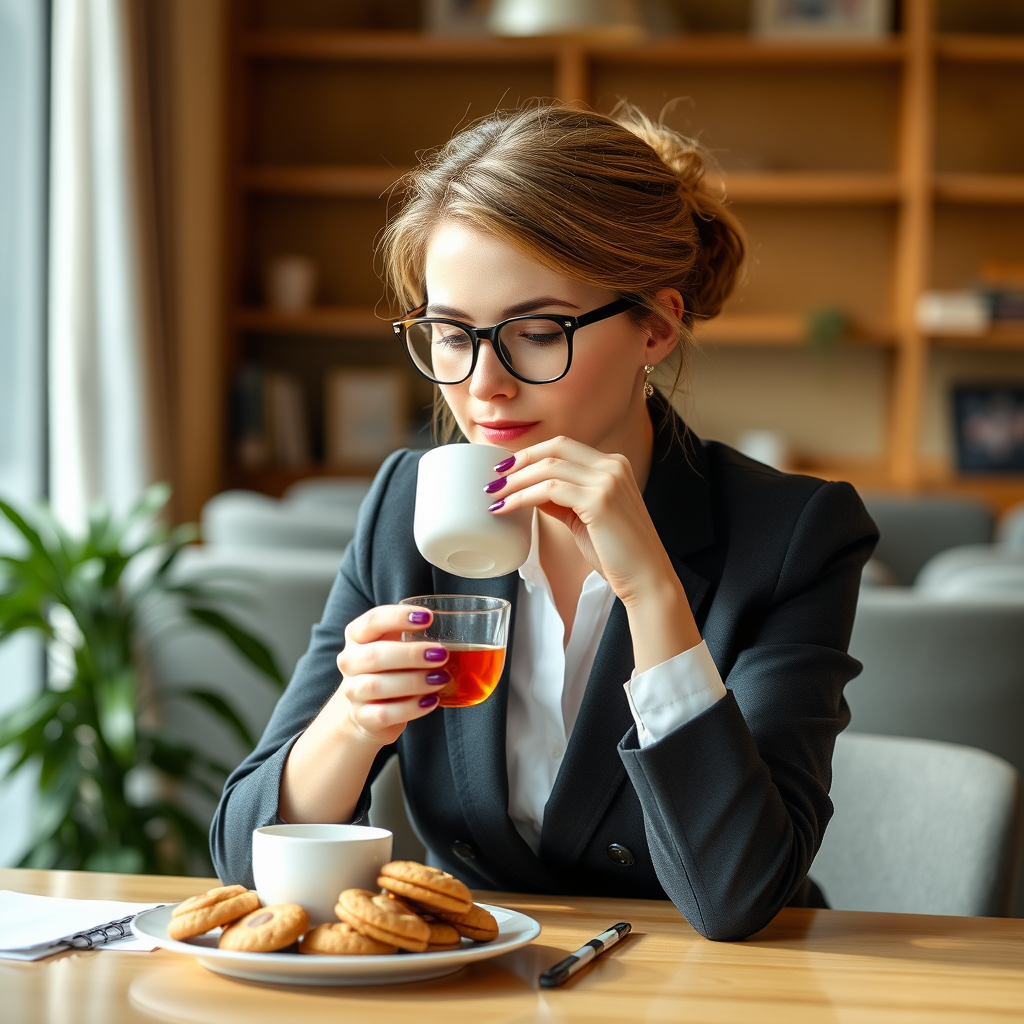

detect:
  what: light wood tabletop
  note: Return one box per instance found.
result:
[3,867,1024,1023]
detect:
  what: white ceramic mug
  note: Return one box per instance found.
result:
[414,443,532,578]
[251,824,392,924]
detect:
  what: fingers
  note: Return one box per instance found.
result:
[343,604,433,646]
[502,436,631,477]
[341,667,450,705]
[347,691,443,734]
[338,638,448,678]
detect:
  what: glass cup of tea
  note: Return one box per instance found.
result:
[399,595,511,708]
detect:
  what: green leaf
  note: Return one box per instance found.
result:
[95,668,137,766]
[171,687,257,749]
[185,605,284,687]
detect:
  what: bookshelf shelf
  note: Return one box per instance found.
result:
[241,165,406,197]
[242,30,906,66]
[695,313,895,347]
[934,174,1024,205]
[929,328,1024,349]
[235,307,393,337]
[242,166,901,204]
[936,34,1024,63]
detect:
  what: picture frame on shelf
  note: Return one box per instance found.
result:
[952,386,1024,475]
[752,0,891,39]
[325,368,408,468]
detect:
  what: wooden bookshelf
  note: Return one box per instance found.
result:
[220,0,1024,508]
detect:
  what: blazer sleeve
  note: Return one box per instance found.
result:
[617,479,877,941]
[208,451,411,886]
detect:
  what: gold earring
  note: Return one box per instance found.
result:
[643,364,655,398]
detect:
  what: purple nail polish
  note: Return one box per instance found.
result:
[483,476,507,494]
[424,647,447,662]
[426,670,450,685]
[407,610,431,625]
[493,456,515,473]
[488,499,505,512]
[419,694,440,709]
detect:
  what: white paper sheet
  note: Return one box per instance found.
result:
[0,890,165,960]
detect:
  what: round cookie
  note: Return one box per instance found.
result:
[436,902,499,943]
[423,916,462,952]
[377,861,473,915]
[335,889,430,953]
[168,885,261,941]
[299,922,397,956]
[218,903,309,952]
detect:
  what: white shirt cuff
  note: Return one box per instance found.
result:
[623,640,727,749]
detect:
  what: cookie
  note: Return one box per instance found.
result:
[167,885,261,941]
[377,861,473,915]
[436,902,499,943]
[218,903,309,952]
[335,888,430,953]
[384,894,462,952]
[423,915,462,952]
[299,922,397,956]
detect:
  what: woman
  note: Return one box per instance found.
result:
[211,105,877,941]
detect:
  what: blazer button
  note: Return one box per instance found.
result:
[606,843,635,867]
[452,840,477,861]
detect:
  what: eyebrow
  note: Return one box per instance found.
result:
[424,296,582,319]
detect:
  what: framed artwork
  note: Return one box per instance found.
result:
[952,386,1024,474]
[325,368,408,467]
[753,0,892,38]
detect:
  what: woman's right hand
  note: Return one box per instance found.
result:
[333,604,449,749]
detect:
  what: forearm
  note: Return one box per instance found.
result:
[278,691,382,824]
[623,560,702,673]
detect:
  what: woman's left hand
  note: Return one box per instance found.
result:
[488,435,674,608]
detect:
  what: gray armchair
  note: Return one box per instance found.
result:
[812,732,1022,916]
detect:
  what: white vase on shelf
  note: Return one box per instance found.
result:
[489,0,647,39]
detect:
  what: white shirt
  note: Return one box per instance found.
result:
[505,515,727,854]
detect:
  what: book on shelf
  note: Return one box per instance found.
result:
[325,368,408,467]
[231,365,312,469]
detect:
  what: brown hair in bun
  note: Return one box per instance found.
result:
[380,102,746,440]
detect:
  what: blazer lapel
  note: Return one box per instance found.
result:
[539,408,718,866]
[435,566,559,889]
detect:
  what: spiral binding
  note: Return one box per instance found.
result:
[66,914,135,950]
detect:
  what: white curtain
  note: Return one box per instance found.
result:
[48,0,170,531]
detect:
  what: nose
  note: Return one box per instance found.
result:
[468,336,518,403]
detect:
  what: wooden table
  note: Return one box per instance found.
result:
[4,868,1024,1023]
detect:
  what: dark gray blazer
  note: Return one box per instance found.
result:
[211,407,877,941]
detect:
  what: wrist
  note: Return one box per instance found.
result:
[623,572,702,673]
[325,690,385,754]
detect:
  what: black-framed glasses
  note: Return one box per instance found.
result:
[392,297,638,385]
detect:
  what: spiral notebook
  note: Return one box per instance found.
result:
[0,891,165,960]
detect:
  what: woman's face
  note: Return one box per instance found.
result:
[423,222,675,453]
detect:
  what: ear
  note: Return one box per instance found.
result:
[643,288,685,365]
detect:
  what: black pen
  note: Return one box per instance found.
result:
[538,922,631,988]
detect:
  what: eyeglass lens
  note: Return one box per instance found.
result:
[405,319,570,384]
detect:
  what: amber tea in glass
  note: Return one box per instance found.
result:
[400,595,511,708]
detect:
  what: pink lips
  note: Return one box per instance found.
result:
[476,421,537,443]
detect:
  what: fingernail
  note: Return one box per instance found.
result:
[494,456,515,473]
[424,647,447,662]
[426,670,450,685]
[407,610,431,625]
[419,694,440,709]
[488,499,505,512]
[484,476,507,494]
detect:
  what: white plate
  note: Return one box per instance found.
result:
[132,902,541,986]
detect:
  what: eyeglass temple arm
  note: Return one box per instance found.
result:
[573,297,638,328]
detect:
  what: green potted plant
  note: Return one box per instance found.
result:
[0,484,283,874]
